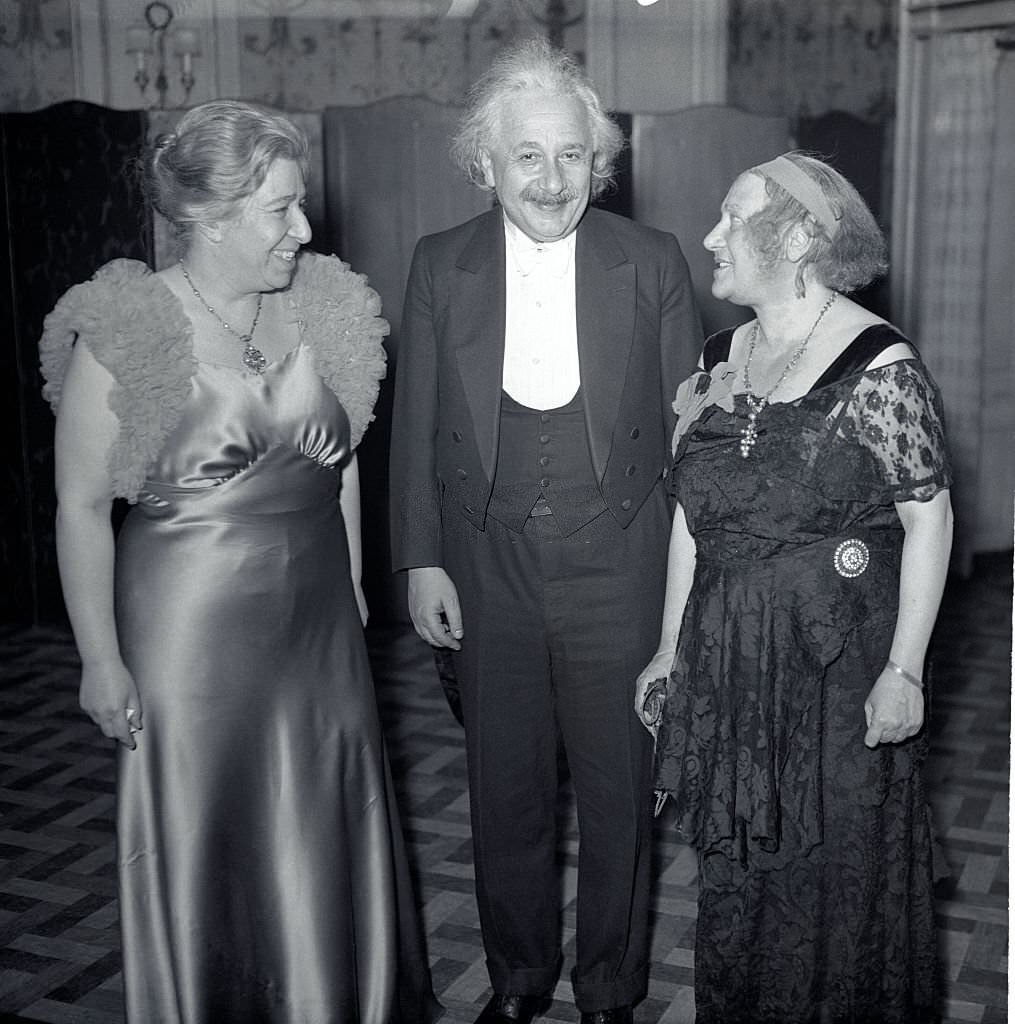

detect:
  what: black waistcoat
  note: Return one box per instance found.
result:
[487,388,607,536]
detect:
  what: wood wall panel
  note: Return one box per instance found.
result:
[631,105,789,340]
[322,98,490,621]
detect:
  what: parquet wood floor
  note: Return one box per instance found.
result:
[0,554,1009,1023]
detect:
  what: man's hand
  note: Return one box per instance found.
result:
[407,567,464,650]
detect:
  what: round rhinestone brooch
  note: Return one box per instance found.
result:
[833,538,870,578]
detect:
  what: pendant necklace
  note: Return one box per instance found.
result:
[740,291,837,458]
[179,260,267,374]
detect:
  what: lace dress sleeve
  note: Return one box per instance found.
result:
[839,360,952,502]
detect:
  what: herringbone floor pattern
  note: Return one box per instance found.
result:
[0,555,1009,1023]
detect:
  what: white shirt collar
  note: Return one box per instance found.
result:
[503,215,576,278]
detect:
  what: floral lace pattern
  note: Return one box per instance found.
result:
[38,253,388,501]
[841,361,952,501]
[655,348,950,1023]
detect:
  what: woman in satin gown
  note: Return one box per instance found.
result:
[40,101,443,1024]
[634,153,953,1023]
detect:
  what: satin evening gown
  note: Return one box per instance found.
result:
[113,345,441,1024]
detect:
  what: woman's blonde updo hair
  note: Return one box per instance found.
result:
[145,100,310,242]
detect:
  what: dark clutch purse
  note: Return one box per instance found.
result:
[642,677,667,729]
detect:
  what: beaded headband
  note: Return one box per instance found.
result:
[751,155,840,239]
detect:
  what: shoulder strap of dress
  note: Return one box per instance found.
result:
[702,328,736,371]
[811,323,909,391]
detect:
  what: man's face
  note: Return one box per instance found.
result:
[480,89,593,243]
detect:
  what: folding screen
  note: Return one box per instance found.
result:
[0,102,150,623]
[631,105,790,342]
[323,98,491,619]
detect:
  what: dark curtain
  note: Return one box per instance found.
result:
[794,110,890,319]
[0,101,151,625]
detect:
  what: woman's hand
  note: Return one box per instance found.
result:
[634,650,674,738]
[634,503,696,739]
[79,659,142,749]
[863,667,924,748]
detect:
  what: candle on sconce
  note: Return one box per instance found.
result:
[126,25,153,54]
[172,27,201,58]
[173,25,200,102]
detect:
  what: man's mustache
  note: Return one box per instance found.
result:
[520,186,583,206]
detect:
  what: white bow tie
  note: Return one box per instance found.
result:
[511,238,573,278]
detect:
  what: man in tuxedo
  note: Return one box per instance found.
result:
[389,38,701,1024]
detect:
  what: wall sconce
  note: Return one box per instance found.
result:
[126,2,201,109]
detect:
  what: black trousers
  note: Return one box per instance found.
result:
[443,484,669,1011]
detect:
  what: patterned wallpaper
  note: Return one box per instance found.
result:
[728,0,898,122]
[1,1,898,121]
[238,3,581,111]
[0,0,585,114]
[0,0,74,112]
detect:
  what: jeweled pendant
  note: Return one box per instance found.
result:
[740,397,764,458]
[242,340,267,374]
[740,410,758,458]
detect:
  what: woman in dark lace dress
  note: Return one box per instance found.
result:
[635,153,953,1024]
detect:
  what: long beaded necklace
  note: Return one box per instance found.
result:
[740,291,837,458]
[179,260,267,374]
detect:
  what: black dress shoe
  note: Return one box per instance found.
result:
[475,992,547,1023]
[579,1007,633,1024]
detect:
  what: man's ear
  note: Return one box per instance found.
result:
[479,150,496,189]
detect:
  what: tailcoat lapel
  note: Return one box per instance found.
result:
[575,212,637,482]
[452,211,506,484]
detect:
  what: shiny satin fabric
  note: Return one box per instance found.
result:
[113,347,441,1023]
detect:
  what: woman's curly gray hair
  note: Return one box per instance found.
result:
[746,151,888,297]
[451,37,624,201]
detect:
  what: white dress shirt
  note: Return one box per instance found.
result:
[502,216,580,410]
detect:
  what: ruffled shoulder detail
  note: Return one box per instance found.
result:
[38,259,196,501]
[287,252,388,451]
